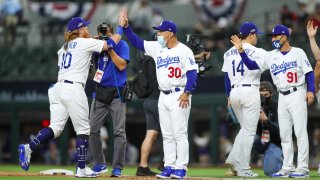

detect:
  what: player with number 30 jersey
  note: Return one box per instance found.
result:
[122,16,198,178]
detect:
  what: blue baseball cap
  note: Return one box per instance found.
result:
[239,22,263,36]
[269,25,290,37]
[67,17,91,32]
[152,20,177,34]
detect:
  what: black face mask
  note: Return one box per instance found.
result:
[260,95,271,107]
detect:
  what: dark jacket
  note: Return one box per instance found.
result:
[139,55,160,100]
[256,101,281,148]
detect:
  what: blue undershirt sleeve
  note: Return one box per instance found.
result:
[305,71,315,93]
[123,25,145,52]
[239,52,260,70]
[225,72,231,97]
[185,70,198,93]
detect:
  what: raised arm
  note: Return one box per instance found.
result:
[307,21,320,61]
[101,9,128,52]
[230,35,260,70]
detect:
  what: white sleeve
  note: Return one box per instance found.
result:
[221,53,228,72]
[185,48,198,71]
[85,38,104,53]
[299,49,313,74]
[254,48,269,71]
[144,40,158,58]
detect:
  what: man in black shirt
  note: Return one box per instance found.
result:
[135,54,161,176]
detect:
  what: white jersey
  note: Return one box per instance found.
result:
[222,43,267,85]
[57,38,104,84]
[144,41,198,90]
[257,47,313,91]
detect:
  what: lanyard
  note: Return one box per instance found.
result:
[98,53,109,71]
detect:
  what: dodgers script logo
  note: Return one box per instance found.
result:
[271,61,297,75]
[157,56,180,68]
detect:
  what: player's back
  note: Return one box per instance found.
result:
[222,43,266,86]
[57,38,104,84]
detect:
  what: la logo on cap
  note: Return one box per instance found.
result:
[78,23,83,27]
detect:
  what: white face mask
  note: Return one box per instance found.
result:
[157,35,167,47]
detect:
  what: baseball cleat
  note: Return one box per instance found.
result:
[156,166,174,179]
[270,169,291,178]
[224,170,237,176]
[18,144,31,171]
[75,166,99,178]
[92,163,107,174]
[289,169,309,178]
[170,169,186,179]
[111,168,122,177]
[237,169,258,178]
[225,161,238,176]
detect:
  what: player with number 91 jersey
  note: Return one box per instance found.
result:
[222,43,267,86]
[57,38,104,85]
[144,41,198,90]
[256,47,313,91]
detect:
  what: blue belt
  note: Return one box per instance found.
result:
[161,87,181,95]
[231,84,252,88]
[60,80,74,84]
[279,87,297,95]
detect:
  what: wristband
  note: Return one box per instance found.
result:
[116,25,123,36]
[107,39,116,50]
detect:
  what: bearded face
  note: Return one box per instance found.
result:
[82,26,90,38]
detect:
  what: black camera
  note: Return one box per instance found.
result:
[97,23,112,40]
[186,34,212,76]
[123,80,134,102]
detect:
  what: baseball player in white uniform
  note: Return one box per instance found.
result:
[120,11,198,179]
[231,24,314,178]
[307,20,320,176]
[18,13,126,178]
[307,21,320,101]
[222,22,266,178]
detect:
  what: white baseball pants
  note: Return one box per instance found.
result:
[278,88,309,172]
[226,86,260,170]
[48,82,90,137]
[158,91,191,170]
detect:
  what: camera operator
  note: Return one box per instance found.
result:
[186,34,212,76]
[253,81,282,176]
[89,22,130,177]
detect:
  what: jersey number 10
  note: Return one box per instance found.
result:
[60,52,72,69]
[287,72,297,83]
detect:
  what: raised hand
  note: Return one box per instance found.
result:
[307,21,318,38]
[230,35,243,52]
[119,9,128,27]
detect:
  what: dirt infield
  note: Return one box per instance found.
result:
[0,171,225,179]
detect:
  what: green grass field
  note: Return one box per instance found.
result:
[0,164,320,179]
